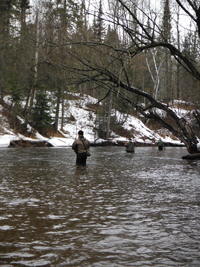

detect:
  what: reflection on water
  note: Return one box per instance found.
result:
[0,146,200,266]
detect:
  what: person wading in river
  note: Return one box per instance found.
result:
[72,130,90,166]
[125,138,135,153]
[157,138,165,151]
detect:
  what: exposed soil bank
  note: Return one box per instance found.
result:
[9,140,53,148]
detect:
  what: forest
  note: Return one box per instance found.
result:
[1,0,200,153]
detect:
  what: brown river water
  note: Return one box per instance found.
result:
[0,146,200,267]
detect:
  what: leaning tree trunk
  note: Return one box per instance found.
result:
[104,69,199,154]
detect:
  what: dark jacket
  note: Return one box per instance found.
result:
[126,141,135,152]
[72,136,90,154]
[157,140,164,147]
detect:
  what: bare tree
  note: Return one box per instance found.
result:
[146,49,164,100]
[36,0,200,153]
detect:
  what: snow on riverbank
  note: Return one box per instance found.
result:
[0,93,184,148]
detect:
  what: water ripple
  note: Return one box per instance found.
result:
[0,147,200,266]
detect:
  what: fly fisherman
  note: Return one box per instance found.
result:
[72,130,90,166]
[157,138,165,150]
[125,138,135,153]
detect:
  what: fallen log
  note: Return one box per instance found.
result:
[182,153,200,160]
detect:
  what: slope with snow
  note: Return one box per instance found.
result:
[0,93,183,147]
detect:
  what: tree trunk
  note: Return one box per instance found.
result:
[0,2,11,100]
[61,91,64,131]
[26,10,39,120]
[106,91,113,139]
[55,87,61,132]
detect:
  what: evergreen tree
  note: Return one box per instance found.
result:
[17,0,30,43]
[31,91,54,135]
[161,0,171,42]
[16,0,31,100]
[161,0,172,102]
[0,0,15,100]
[93,0,105,42]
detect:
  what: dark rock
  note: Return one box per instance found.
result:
[182,153,200,160]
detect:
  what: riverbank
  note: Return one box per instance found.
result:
[5,138,184,148]
[0,93,187,149]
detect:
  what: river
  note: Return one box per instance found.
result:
[0,146,200,266]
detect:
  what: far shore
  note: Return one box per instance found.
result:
[5,139,185,148]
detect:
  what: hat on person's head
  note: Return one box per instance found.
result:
[78,130,84,136]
